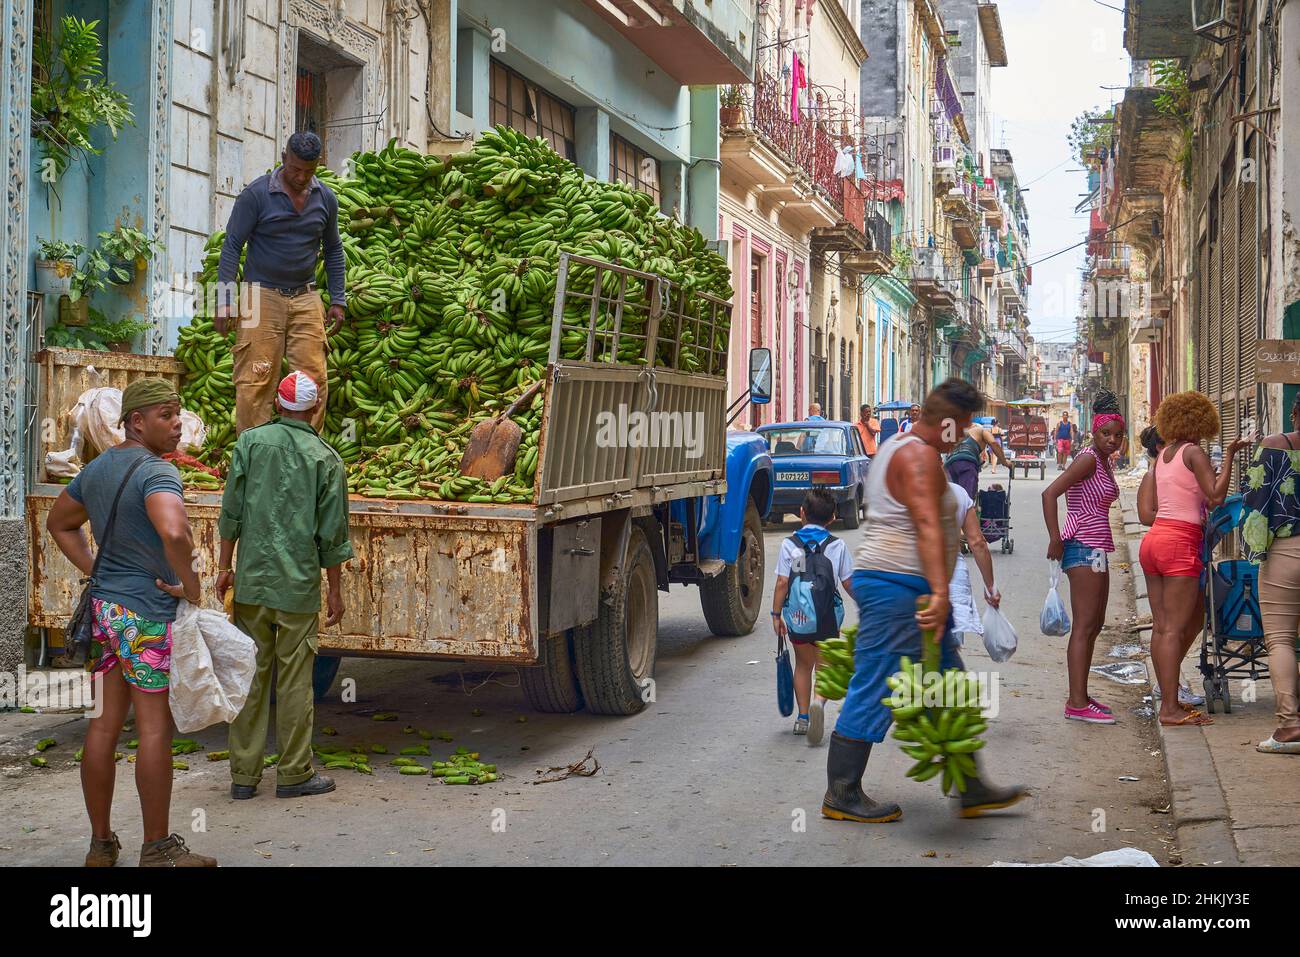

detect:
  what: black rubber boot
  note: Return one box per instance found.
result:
[958,759,1027,818]
[821,733,902,823]
[276,772,336,798]
[230,783,257,800]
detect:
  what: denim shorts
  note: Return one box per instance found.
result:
[1061,538,1108,572]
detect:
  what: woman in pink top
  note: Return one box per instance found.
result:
[1139,392,1249,728]
[1042,391,1126,724]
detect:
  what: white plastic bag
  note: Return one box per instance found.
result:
[1039,561,1072,636]
[169,601,257,733]
[981,605,1018,662]
[73,386,206,459]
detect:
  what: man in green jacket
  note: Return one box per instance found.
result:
[216,371,354,799]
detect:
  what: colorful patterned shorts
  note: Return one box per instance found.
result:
[87,598,172,692]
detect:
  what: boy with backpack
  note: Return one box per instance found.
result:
[771,488,855,745]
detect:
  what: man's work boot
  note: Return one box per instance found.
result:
[139,834,218,867]
[230,783,256,800]
[276,772,335,798]
[958,761,1028,818]
[821,733,902,823]
[84,832,121,867]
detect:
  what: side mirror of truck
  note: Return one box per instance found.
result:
[749,347,772,405]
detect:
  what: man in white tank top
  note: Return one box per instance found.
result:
[822,379,1027,824]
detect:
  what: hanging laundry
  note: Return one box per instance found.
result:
[790,52,807,122]
[834,146,856,178]
[854,145,868,180]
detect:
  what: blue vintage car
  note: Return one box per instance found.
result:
[755,420,871,528]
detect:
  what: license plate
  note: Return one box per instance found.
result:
[780,471,809,482]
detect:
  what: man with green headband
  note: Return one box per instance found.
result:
[46,377,217,867]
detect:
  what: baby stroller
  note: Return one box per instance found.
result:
[1198,495,1267,714]
[977,474,1013,554]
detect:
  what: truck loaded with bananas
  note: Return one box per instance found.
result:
[62,124,774,719]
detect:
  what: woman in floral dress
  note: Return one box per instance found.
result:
[1241,395,1300,754]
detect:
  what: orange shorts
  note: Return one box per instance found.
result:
[1138,518,1204,578]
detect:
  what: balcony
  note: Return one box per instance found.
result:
[721,71,842,228]
[910,247,960,310]
[581,0,756,84]
[841,213,896,275]
[941,182,981,248]
[995,328,1028,364]
[1124,0,1196,60]
[1131,313,1164,345]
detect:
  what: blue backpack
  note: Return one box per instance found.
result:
[782,535,845,640]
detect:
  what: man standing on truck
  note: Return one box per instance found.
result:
[216,371,353,800]
[214,131,346,434]
[820,378,1025,824]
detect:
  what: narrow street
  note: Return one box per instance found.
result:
[0,471,1177,867]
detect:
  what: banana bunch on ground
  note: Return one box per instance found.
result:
[883,655,988,795]
[814,623,857,700]
[176,125,731,502]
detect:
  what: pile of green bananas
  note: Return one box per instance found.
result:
[175,125,731,503]
[814,623,856,700]
[883,656,988,795]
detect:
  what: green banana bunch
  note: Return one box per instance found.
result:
[883,655,988,795]
[814,623,856,700]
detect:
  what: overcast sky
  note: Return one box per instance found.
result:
[987,0,1131,347]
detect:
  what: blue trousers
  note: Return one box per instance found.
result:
[833,569,963,743]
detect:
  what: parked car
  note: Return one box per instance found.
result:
[756,420,870,529]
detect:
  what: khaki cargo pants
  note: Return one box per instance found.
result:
[233,285,328,433]
[228,602,320,788]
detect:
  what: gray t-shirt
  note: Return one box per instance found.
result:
[66,446,185,622]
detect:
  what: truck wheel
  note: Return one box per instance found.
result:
[700,499,765,636]
[312,655,342,703]
[520,629,585,713]
[837,491,862,529]
[573,525,658,716]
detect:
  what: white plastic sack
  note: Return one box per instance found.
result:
[981,605,1018,662]
[1039,561,1071,636]
[73,386,206,459]
[169,600,257,733]
[992,848,1159,867]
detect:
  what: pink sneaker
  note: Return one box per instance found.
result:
[1088,697,1113,714]
[1065,701,1116,724]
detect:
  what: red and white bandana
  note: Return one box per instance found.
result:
[277,371,319,411]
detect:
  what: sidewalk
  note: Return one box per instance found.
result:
[1116,488,1300,866]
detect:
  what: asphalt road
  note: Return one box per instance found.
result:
[0,468,1177,866]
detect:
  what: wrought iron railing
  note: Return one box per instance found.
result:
[746,71,843,214]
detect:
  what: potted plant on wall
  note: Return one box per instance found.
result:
[31,15,134,183]
[65,249,112,325]
[720,86,746,128]
[97,226,158,284]
[34,238,84,301]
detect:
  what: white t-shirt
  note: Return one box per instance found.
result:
[950,482,974,525]
[775,526,854,584]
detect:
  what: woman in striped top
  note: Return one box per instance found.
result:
[1042,391,1127,724]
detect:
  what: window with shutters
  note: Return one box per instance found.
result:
[489,59,577,161]
[609,133,661,206]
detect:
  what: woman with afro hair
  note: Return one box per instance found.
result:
[1043,390,1127,724]
[1141,392,1250,728]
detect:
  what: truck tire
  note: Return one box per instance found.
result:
[700,499,765,636]
[837,491,862,529]
[520,629,585,713]
[312,655,342,703]
[573,525,658,716]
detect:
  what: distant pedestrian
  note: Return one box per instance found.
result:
[822,378,1024,824]
[771,489,854,746]
[984,419,1005,473]
[1054,413,1074,469]
[944,421,1008,500]
[1240,393,1300,754]
[1140,394,1248,727]
[216,131,347,433]
[45,378,216,867]
[855,404,881,456]
[1041,390,1125,725]
[807,403,825,420]
[899,403,921,433]
[217,371,353,800]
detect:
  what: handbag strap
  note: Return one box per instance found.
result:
[88,451,153,581]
